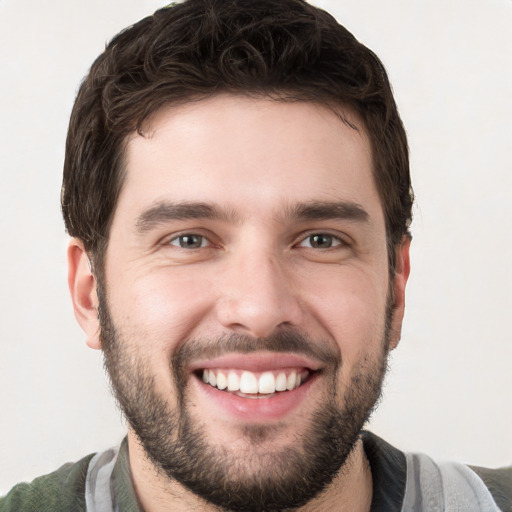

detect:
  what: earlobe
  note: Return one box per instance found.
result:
[67,239,101,350]
[388,236,411,350]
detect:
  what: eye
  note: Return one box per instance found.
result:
[298,233,343,249]
[169,234,209,249]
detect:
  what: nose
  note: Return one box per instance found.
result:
[215,248,303,338]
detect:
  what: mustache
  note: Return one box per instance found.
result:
[172,330,341,370]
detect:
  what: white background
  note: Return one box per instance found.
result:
[0,0,511,494]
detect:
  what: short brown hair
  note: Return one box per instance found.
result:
[61,0,413,273]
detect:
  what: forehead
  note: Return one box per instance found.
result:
[117,95,382,226]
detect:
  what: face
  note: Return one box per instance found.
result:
[72,95,409,511]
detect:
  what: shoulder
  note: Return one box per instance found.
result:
[0,453,95,512]
[470,464,512,512]
[362,432,512,512]
[405,452,510,512]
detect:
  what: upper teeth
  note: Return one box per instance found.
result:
[202,369,305,395]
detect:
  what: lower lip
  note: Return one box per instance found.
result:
[191,373,319,422]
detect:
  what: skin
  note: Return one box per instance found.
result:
[68,95,410,511]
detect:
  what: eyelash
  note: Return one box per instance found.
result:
[296,232,346,250]
[168,233,211,249]
[166,231,348,250]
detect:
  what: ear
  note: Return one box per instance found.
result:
[67,238,101,350]
[388,236,411,350]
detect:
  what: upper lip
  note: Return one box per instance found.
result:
[188,351,323,373]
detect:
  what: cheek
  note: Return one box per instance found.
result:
[108,268,217,349]
[302,268,389,358]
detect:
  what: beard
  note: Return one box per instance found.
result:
[98,284,391,512]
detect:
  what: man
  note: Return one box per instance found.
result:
[1,0,510,510]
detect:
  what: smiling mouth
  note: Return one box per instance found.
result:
[198,368,312,398]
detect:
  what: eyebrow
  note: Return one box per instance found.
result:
[288,201,370,223]
[135,199,370,234]
[136,201,240,233]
